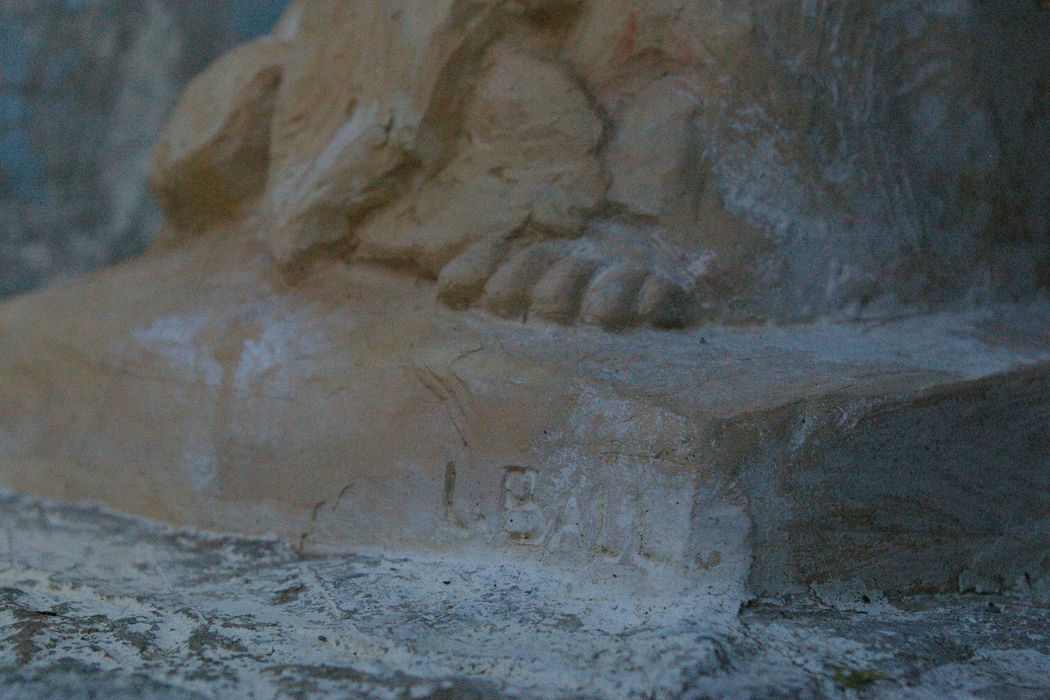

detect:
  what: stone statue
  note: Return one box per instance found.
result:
[150,0,1049,328]
[0,0,1048,600]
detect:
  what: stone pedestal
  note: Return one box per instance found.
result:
[2,228,1047,600]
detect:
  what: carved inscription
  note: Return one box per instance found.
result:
[500,467,544,545]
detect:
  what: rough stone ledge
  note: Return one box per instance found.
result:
[0,491,1046,698]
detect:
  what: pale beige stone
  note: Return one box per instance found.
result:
[148,0,1048,328]
[1,0,1049,604]
[149,39,286,226]
[1,224,1048,597]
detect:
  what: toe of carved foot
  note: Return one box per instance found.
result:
[437,241,692,330]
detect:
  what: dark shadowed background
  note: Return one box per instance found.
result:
[0,0,289,299]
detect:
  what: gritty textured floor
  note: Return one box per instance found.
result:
[0,492,1047,699]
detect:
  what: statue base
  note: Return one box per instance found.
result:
[1,227,1048,597]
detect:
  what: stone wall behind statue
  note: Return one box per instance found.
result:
[0,0,289,299]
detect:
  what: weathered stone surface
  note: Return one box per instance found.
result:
[0,492,1047,699]
[0,224,1048,598]
[148,0,1050,326]
[149,39,285,227]
[0,0,1048,658]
